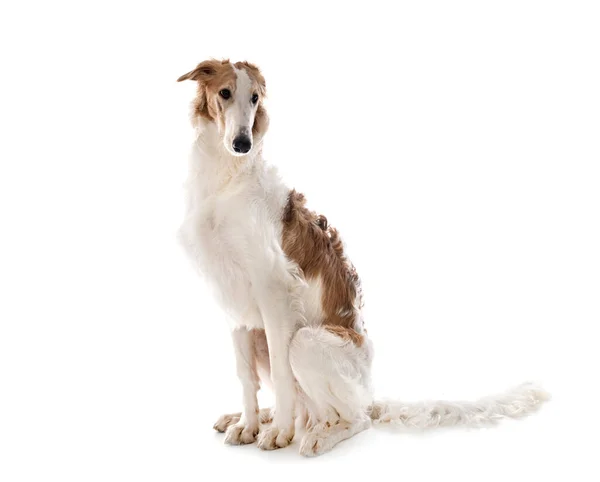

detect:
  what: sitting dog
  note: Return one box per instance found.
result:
[177,59,548,457]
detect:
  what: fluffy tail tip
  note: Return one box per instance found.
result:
[369,382,550,428]
[501,382,551,416]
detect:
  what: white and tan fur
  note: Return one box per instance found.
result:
[177,59,549,457]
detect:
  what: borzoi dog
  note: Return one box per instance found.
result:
[177,59,548,457]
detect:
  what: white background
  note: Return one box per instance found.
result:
[1,1,599,480]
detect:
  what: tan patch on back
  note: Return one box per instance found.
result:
[323,325,365,347]
[282,190,364,332]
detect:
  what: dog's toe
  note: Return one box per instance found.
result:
[256,425,295,450]
[299,431,328,457]
[213,412,241,433]
[224,422,258,445]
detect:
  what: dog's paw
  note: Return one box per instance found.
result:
[224,421,259,445]
[299,430,330,457]
[256,424,295,450]
[213,412,241,433]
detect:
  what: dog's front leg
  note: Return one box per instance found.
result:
[255,296,297,450]
[222,327,260,445]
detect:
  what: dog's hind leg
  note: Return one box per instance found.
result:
[289,325,374,457]
[299,418,372,457]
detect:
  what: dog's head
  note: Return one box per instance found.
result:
[178,59,268,156]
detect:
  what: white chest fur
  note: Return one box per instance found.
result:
[178,135,290,329]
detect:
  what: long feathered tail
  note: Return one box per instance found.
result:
[369,383,550,429]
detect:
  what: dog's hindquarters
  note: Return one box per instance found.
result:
[289,325,374,456]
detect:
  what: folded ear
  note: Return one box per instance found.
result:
[239,61,267,95]
[252,104,269,137]
[177,60,221,82]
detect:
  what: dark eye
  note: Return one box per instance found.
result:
[219,89,231,99]
[251,93,259,104]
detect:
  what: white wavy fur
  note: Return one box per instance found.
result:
[370,383,550,428]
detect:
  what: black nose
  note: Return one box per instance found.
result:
[232,136,252,154]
